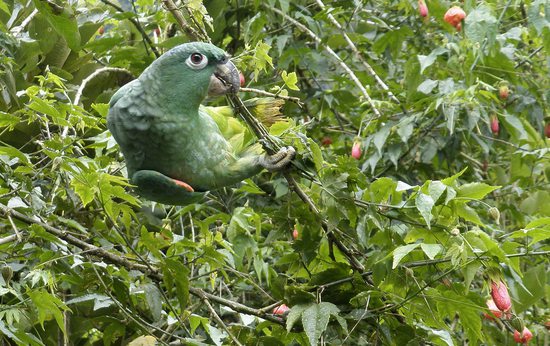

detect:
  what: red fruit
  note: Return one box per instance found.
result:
[239,72,245,87]
[483,299,503,320]
[490,115,500,135]
[351,141,362,160]
[418,0,429,18]
[292,228,298,239]
[513,327,533,344]
[544,123,550,139]
[490,280,512,312]
[272,304,290,315]
[321,137,332,146]
[98,26,105,35]
[444,6,466,30]
[499,85,509,100]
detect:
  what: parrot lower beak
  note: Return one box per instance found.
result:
[208,60,240,96]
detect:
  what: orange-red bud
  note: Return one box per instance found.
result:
[273,304,290,315]
[444,6,466,30]
[513,327,533,344]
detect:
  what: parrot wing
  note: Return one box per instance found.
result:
[107,79,156,175]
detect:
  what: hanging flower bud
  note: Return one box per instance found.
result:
[490,115,500,135]
[483,299,502,320]
[351,141,362,160]
[239,72,245,87]
[272,304,290,315]
[513,327,533,344]
[544,122,550,139]
[488,207,500,224]
[444,6,466,31]
[499,85,509,100]
[292,228,299,240]
[418,0,429,18]
[490,280,512,312]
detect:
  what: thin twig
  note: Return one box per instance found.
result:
[315,0,405,112]
[99,0,160,58]
[264,5,382,123]
[240,87,303,106]
[0,233,20,245]
[515,46,543,68]
[0,204,286,325]
[160,0,203,41]
[196,290,244,346]
[10,9,38,36]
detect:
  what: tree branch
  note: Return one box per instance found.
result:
[264,4,382,124]
[0,204,285,326]
[315,0,405,112]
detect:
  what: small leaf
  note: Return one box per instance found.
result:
[416,192,435,228]
[281,70,300,90]
[457,183,500,200]
[393,244,420,269]
[420,244,442,260]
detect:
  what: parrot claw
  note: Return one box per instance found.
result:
[172,179,195,192]
[260,146,296,171]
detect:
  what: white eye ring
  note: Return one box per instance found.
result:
[186,53,208,69]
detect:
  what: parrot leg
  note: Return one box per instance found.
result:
[259,146,296,171]
[131,170,204,205]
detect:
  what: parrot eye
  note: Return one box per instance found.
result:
[186,53,208,69]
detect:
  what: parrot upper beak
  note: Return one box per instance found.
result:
[208,59,240,96]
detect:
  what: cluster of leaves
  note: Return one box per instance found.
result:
[0,0,548,345]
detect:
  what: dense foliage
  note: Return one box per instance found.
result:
[0,0,548,344]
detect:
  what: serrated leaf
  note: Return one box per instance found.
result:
[393,244,420,269]
[281,70,300,90]
[302,302,342,346]
[28,290,69,335]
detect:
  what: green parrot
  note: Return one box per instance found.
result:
[107,42,295,205]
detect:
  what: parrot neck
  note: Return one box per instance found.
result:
[140,68,207,114]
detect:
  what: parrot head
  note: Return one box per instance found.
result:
[145,42,240,108]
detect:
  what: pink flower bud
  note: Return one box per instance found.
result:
[351,141,362,160]
[490,280,512,312]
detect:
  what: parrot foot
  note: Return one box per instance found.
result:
[172,179,195,192]
[259,146,296,171]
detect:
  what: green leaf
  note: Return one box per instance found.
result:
[32,0,81,50]
[416,192,435,228]
[417,47,448,74]
[301,302,344,346]
[0,112,20,128]
[420,244,442,260]
[465,5,498,45]
[281,70,300,90]
[308,138,323,172]
[28,290,69,335]
[393,244,420,269]
[456,183,500,200]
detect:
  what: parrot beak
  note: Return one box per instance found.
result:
[208,59,240,96]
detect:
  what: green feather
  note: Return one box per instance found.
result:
[107,43,284,205]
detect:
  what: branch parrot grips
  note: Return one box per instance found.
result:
[107,42,295,205]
